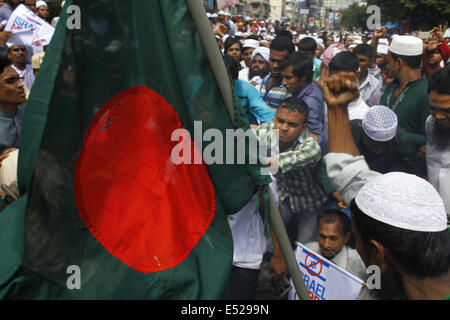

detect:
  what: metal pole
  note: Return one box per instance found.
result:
[268,188,310,300]
[185,0,310,301]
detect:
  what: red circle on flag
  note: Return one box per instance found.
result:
[74,86,216,273]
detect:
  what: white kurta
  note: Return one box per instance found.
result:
[426,115,450,219]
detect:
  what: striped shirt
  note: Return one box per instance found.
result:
[254,122,327,213]
[259,74,291,111]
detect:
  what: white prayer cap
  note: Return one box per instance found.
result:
[389,35,423,56]
[206,12,211,18]
[218,10,225,15]
[349,44,357,49]
[379,38,389,45]
[211,13,218,18]
[36,1,48,8]
[355,172,447,232]
[235,31,244,38]
[444,28,450,39]
[362,105,398,142]
[245,16,252,22]
[377,44,389,55]
[243,39,260,49]
[222,35,229,43]
[251,46,270,63]
[292,31,297,36]
[265,35,275,41]
[353,39,363,45]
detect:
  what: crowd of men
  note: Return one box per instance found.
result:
[0,1,448,300]
[212,10,449,300]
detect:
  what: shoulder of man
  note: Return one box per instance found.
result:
[345,246,367,279]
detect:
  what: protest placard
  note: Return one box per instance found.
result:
[288,242,365,300]
[5,4,54,53]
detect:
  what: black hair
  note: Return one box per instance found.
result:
[298,37,317,54]
[353,43,374,61]
[224,37,242,55]
[317,209,351,236]
[223,54,239,80]
[0,51,11,74]
[270,36,295,55]
[350,199,450,278]
[329,51,359,73]
[7,43,26,53]
[279,29,293,40]
[279,96,310,119]
[429,66,450,94]
[390,51,422,70]
[279,52,314,83]
[246,35,259,41]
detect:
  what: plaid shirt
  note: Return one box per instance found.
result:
[255,122,327,213]
[259,74,290,111]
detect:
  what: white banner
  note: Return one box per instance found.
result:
[5,4,55,51]
[217,0,239,9]
[289,242,365,300]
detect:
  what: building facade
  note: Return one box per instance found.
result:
[246,0,271,18]
[270,0,285,22]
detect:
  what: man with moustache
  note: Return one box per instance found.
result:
[247,46,270,91]
[259,36,295,111]
[8,44,35,92]
[238,39,259,82]
[426,66,450,223]
[305,209,366,280]
[322,71,450,300]
[381,35,430,151]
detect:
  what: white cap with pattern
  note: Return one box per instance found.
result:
[355,172,448,232]
[242,39,260,49]
[362,105,398,142]
[389,35,423,56]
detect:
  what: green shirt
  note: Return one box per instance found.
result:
[380,76,430,150]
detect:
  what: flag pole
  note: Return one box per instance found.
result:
[185,0,310,301]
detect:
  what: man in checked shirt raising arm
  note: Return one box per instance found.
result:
[254,97,329,248]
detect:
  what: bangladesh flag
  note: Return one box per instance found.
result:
[0,0,271,299]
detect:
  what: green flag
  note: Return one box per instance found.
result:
[0,0,271,299]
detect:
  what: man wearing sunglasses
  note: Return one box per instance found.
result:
[0,56,27,154]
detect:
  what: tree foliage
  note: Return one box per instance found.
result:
[368,0,449,26]
[339,2,369,30]
[338,0,449,30]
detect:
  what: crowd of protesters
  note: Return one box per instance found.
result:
[211,10,449,300]
[0,1,448,301]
